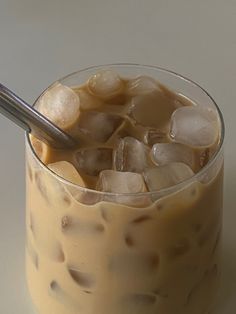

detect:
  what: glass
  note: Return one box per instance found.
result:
[25,64,224,314]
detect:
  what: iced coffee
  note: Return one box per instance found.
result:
[26,65,224,314]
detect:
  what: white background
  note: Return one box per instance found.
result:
[0,0,235,313]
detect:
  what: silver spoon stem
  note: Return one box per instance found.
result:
[0,83,76,149]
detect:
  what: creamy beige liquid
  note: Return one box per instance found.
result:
[26,71,223,314]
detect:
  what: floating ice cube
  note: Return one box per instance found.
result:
[130,91,176,129]
[26,239,38,269]
[122,293,157,310]
[116,285,160,314]
[109,251,159,275]
[199,150,223,183]
[73,88,103,110]
[144,162,194,191]
[48,161,86,187]
[108,119,147,144]
[126,75,159,96]
[114,137,152,173]
[75,147,113,176]
[105,93,128,106]
[27,162,33,182]
[35,168,71,207]
[37,82,80,130]
[170,106,219,147]
[71,189,102,205]
[97,104,127,115]
[30,135,51,164]
[67,267,95,288]
[97,170,147,193]
[48,241,65,263]
[61,215,104,235]
[88,70,123,99]
[143,128,167,145]
[151,143,195,169]
[78,111,123,142]
[49,281,82,311]
[167,238,190,259]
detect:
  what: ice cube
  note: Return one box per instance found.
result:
[109,251,159,274]
[48,161,86,187]
[37,82,80,130]
[49,281,82,311]
[97,104,127,115]
[27,162,33,182]
[114,137,152,173]
[61,215,104,235]
[118,293,159,314]
[126,75,159,96]
[26,239,38,269]
[170,106,219,147]
[29,211,35,235]
[143,128,167,145]
[130,91,177,129]
[67,267,95,288]
[78,111,123,142]
[144,162,194,191]
[71,189,102,205]
[97,170,147,193]
[48,241,65,263]
[199,150,223,183]
[104,93,127,106]
[107,119,147,144]
[122,293,157,307]
[75,148,113,176]
[35,168,72,207]
[73,88,103,110]
[151,143,195,169]
[167,238,190,259]
[35,171,49,202]
[30,135,51,164]
[87,70,123,99]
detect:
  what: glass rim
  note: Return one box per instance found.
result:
[26,63,225,198]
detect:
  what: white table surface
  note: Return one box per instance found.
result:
[0,0,235,313]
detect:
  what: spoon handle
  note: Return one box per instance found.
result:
[0,83,76,149]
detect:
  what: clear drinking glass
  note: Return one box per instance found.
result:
[25,64,224,314]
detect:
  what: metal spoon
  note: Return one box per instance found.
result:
[0,83,76,149]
